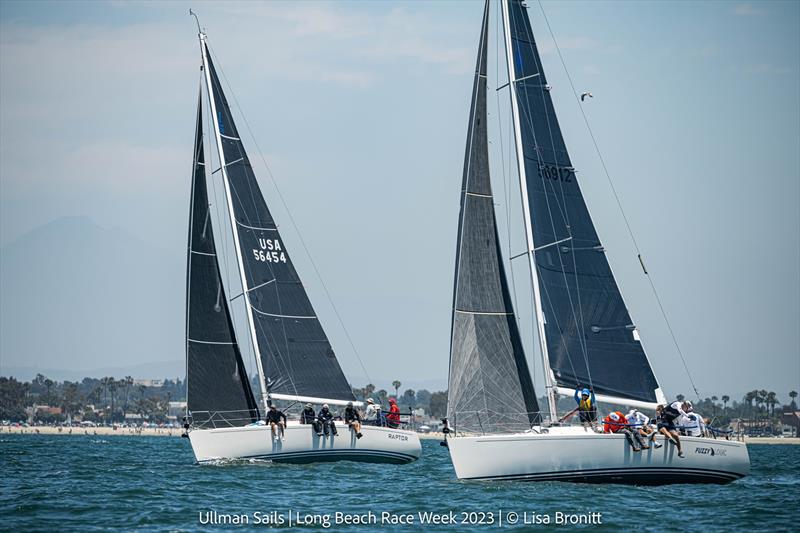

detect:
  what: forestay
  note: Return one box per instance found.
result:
[448,0,540,434]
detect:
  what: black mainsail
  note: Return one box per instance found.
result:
[505,0,660,404]
[448,1,540,434]
[186,91,260,425]
[203,45,355,402]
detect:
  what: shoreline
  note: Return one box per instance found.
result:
[2,426,798,444]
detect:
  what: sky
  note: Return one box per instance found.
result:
[0,1,798,401]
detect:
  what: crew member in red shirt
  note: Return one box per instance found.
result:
[604,410,646,452]
[386,398,401,428]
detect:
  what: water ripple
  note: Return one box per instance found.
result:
[1,435,796,531]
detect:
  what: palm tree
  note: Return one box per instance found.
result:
[377,389,388,404]
[758,389,769,416]
[744,391,756,419]
[676,394,685,403]
[766,392,777,417]
[123,376,133,410]
[722,395,730,411]
[108,379,118,421]
[711,395,718,417]
[101,377,112,407]
[364,383,376,398]
[392,380,401,399]
[44,378,54,403]
[790,391,798,410]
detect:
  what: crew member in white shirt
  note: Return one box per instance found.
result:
[626,408,663,449]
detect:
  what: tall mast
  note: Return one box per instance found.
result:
[500,0,557,421]
[197,30,270,414]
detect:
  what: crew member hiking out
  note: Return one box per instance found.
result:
[603,410,647,452]
[344,402,363,439]
[626,408,662,449]
[317,404,338,437]
[266,404,287,442]
[656,402,688,458]
[300,403,320,434]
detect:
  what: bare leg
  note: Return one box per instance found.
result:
[659,427,677,445]
[670,430,684,456]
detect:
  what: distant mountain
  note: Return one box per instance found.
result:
[0,216,184,374]
[1,360,185,382]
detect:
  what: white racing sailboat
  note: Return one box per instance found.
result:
[445,0,749,484]
[183,17,420,464]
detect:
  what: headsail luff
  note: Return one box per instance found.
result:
[448,0,541,434]
[203,46,355,402]
[186,88,260,425]
[506,0,660,403]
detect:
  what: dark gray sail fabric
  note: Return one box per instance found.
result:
[186,92,259,426]
[448,1,540,434]
[506,0,659,402]
[204,47,355,401]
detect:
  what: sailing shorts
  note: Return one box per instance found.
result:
[658,421,676,431]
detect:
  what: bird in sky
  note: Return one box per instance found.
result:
[580,91,593,101]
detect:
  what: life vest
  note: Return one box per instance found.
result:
[578,396,593,412]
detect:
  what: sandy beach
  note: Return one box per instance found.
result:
[3,425,797,444]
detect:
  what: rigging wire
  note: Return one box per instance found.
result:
[535,0,700,399]
[202,72,262,391]
[512,4,594,391]
[506,3,586,391]
[205,44,374,388]
[494,0,530,385]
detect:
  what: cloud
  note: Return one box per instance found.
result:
[734,3,766,16]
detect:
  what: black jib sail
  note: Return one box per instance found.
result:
[448,1,540,434]
[204,46,355,401]
[186,91,259,425]
[506,0,660,403]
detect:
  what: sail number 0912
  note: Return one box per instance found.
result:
[537,163,573,183]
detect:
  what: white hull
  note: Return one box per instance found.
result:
[188,422,421,464]
[447,427,749,484]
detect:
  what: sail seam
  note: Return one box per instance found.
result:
[220,133,240,140]
[465,191,493,198]
[190,250,216,257]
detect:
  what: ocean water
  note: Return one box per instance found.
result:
[1,435,797,531]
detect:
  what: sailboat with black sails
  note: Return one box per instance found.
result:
[444,0,749,484]
[183,19,420,464]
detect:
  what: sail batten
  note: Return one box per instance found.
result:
[186,89,259,425]
[203,45,355,402]
[448,0,540,434]
[505,0,660,403]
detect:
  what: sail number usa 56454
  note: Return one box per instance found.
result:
[253,238,287,264]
